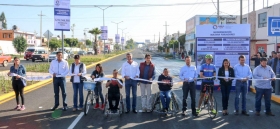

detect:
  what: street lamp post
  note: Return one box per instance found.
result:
[119,28,127,50]
[95,5,112,54]
[112,21,123,50]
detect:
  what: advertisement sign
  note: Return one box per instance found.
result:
[121,37,124,44]
[101,26,108,40]
[196,24,250,88]
[54,0,70,31]
[115,34,120,43]
[186,18,195,34]
[199,17,217,25]
[268,17,280,36]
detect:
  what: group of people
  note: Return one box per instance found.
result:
[8,51,276,117]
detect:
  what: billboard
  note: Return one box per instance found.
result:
[199,17,217,25]
[186,18,195,34]
[54,0,70,31]
[101,26,108,40]
[196,24,250,88]
[115,34,120,43]
[268,17,280,36]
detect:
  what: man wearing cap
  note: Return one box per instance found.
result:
[253,57,275,116]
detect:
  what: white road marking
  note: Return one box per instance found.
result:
[67,112,84,129]
[39,106,42,109]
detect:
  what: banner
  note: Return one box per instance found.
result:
[121,37,124,44]
[101,26,108,40]
[195,24,251,87]
[54,0,70,31]
[115,34,120,43]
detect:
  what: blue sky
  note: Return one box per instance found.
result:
[0,0,279,42]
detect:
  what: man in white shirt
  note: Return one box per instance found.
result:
[49,51,69,111]
[121,53,140,113]
[69,55,87,111]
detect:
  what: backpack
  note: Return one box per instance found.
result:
[70,63,87,82]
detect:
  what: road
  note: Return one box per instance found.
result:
[0,49,280,129]
[0,59,47,71]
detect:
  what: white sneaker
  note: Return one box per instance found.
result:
[142,108,147,112]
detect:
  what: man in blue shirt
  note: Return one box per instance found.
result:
[253,57,275,116]
[234,55,252,116]
[180,56,197,116]
[197,54,216,114]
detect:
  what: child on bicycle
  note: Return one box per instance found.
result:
[158,68,173,113]
[197,54,216,114]
[106,69,123,113]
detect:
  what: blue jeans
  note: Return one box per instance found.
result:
[160,90,171,109]
[53,77,67,107]
[125,79,137,110]
[221,84,232,110]
[72,83,84,108]
[235,81,248,111]
[255,87,272,112]
[94,84,104,104]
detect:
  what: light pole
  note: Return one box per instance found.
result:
[38,11,45,45]
[112,21,123,50]
[119,28,127,50]
[95,5,112,54]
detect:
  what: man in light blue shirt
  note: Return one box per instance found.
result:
[233,55,252,116]
[253,57,275,116]
[179,56,197,116]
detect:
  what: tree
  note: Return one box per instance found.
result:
[85,39,92,46]
[0,12,7,29]
[77,42,86,50]
[168,40,179,49]
[49,39,61,51]
[12,36,27,56]
[125,38,135,49]
[64,38,78,47]
[88,28,102,55]
[178,34,186,48]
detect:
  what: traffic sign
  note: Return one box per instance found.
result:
[268,17,280,36]
[43,30,53,39]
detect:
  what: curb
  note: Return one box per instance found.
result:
[0,50,132,105]
[250,86,280,104]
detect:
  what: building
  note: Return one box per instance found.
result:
[185,15,237,54]
[236,3,280,55]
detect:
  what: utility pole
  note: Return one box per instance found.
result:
[154,34,155,43]
[38,11,45,45]
[217,0,220,24]
[240,0,243,24]
[71,24,75,48]
[253,0,255,11]
[248,0,250,23]
[178,31,180,53]
[163,21,169,53]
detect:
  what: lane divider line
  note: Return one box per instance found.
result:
[67,112,84,129]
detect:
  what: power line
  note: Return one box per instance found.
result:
[211,0,218,10]
[0,1,246,8]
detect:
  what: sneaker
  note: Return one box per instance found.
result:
[142,108,147,113]
[266,112,275,116]
[146,109,151,113]
[72,108,77,112]
[100,104,105,110]
[14,105,21,110]
[241,111,249,116]
[19,105,25,111]
[77,108,83,111]
[196,109,201,114]
[94,103,99,109]
[211,109,217,114]
[255,111,260,116]
[161,109,167,113]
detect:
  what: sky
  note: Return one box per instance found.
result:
[0,0,279,42]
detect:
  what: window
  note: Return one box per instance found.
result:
[258,12,267,28]
[242,18,247,24]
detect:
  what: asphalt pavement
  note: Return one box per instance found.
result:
[1,49,280,129]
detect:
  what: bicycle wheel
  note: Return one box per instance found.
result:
[103,94,108,115]
[151,92,159,111]
[207,94,217,119]
[84,91,92,116]
[120,95,124,115]
[172,95,179,113]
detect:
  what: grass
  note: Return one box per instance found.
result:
[26,50,129,73]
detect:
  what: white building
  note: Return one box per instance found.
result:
[185,15,238,54]
[236,3,280,55]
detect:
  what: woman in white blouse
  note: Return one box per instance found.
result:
[218,59,235,116]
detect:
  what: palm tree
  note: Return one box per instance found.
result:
[88,28,102,55]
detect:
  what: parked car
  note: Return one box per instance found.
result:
[78,51,86,56]
[0,48,12,67]
[48,51,69,62]
[31,49,48,62]
[24,47,45,61]
[87,51,94,55]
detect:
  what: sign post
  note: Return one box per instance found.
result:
[54,0,70,57]
[195,24,250,90]
[121,37,124,50]
[115,34,120,50]
[101,26,108,55]
[43,30,53,62]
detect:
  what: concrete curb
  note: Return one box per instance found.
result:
[250,86,280,104]
[0,50,132,104]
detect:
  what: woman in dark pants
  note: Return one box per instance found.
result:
[91,63,105,110]
[218,59,235,115]
[7,57,26,111]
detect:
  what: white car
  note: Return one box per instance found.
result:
[48,51,69,62]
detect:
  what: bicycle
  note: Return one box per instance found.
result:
[200,84,217,119]
[151,91,179,116]
[83,81,97,116]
